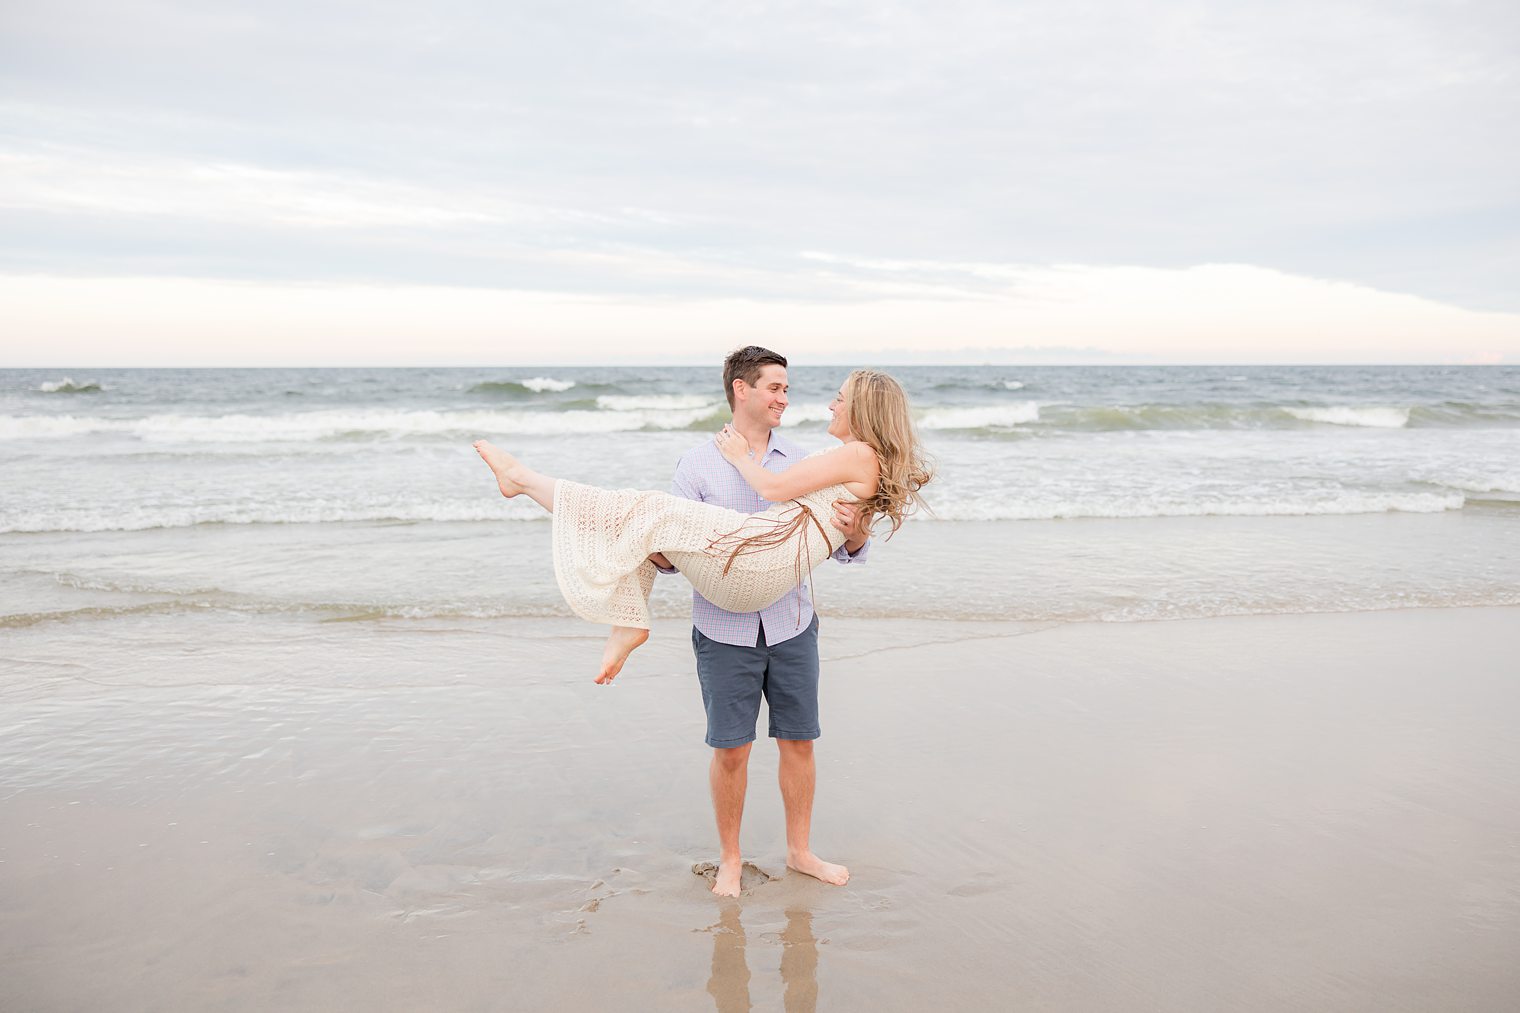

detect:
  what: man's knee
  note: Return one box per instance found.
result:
[713,742,752,773]
[776,738,814,759]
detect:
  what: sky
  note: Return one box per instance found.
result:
[2,0,1517,365]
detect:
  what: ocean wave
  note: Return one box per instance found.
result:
[596,394,719,412]
[919,403,1041,430]
[1284,406,1410,428]
[778,403,833,425]
[925,488,1467,520]
[521,376,575,393]
[1002,380,1025,390]
[12,460,1507,535]
[0,499,545,533]
[36,377,105,393]
[469,376,577,395]
[0,406,726,442]
[6,485,1478,533]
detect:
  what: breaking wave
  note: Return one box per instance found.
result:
[1284,406,1410,428]
[468,376,578,395]
[919,403,1041,430]
[0,406,728,442]
[36,377,105,393]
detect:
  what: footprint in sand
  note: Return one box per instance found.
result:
[691,861,777,894]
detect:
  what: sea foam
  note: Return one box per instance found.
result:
[1285,406,1410,428]
[918,403,1040,430]
[0,499,538,534]
[521,376,576,393]
[595,394,719,412]
[925,488,1467,521]
[0,406,724,442]
[36,377,104,393]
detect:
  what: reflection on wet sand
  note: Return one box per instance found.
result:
[706,906,819,1013]
[781,908,818,1013]
[706,907,750,1012]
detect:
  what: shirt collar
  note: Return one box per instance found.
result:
[763,432,800,459]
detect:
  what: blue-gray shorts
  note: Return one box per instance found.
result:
[692,616,821,749]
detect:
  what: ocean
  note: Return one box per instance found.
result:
[4,364,1519,628]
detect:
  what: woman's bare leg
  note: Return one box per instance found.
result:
[473,440,556,512]
[476,439,655,683]
[595,626,650,684]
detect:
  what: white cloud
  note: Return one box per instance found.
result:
[0,148,643,229]
[1,0,1516,357]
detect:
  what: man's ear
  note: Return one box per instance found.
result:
[731,378,747,404]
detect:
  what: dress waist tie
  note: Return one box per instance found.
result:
[705,500,831,630]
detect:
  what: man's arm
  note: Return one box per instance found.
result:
[830,500,871,563]
[650,452,704,572]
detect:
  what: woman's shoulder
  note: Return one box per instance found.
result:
[840,440,878,470]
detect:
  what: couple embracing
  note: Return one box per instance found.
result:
[474,345,931,897]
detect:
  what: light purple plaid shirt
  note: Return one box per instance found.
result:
[663,431,869,647]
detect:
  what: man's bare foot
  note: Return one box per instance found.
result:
[712,859,743,897]
[787,850,849,886]
[473,440,527,498]
[595,625,649,684]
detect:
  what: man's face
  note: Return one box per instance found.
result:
[734,364,789,429]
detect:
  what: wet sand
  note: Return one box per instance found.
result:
[3,607,1519,1010]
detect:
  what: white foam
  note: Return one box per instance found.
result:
[919,403,1040,430]
[924,489,1466,521]
[1001,380,1025,390]
[778,403,834,425]
[36,377,105,393]
[5,484,1474,533]
[595,394,720,412]
[1285,406,1410,428]
[0,499,545,533]
[520,376,575,393]
[0,406,721,442]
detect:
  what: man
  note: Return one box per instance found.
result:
[651,346,868,898]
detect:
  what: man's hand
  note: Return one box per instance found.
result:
[831,499,869,554]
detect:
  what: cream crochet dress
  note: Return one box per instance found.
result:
[551,474,851,629]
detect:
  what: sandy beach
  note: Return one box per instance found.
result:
[4,605,1517,1011]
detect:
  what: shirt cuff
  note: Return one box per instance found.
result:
[833,538,869,564]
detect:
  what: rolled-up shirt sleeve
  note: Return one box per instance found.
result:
[832,535,870,565]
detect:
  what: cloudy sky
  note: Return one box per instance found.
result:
[2,0,1517,364]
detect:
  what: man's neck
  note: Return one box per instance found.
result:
[732,416,775,457]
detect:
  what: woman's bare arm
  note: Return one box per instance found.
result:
[715,430,876,501]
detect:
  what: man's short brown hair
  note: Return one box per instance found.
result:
[722,345,788,410]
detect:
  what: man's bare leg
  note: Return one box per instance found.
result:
[778,739,849,886]
[710,743,752,897]
[595,626,649,685]
[473,440,555,512]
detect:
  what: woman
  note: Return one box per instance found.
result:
[473,369,932,681]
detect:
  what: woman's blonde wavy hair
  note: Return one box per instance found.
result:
[842,369,933,537]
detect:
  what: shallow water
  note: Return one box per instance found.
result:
[4,610,1519,1010]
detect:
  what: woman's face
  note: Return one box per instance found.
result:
[827,382,852,440]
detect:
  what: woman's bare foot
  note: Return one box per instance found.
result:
[595,625,649,684]
[473,440,527,498]
[712,859,743,897]
[787,850,849,886]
